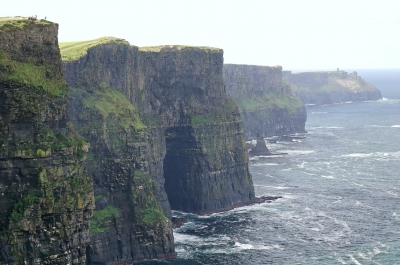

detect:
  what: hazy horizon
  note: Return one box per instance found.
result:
[2,0,400,69]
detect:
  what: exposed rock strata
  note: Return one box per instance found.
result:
[0,18,94,264]
[282,70,382,105]
[62,43,254,261]
[224,64,307,139]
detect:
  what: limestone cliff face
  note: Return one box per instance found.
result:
[62,42,254,262]
[137,47,254,214]
[68,84,175,264]
[224,64,307,139]
[282,70,382,105]
[0,18,94,264]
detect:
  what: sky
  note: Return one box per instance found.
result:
[2,0,400,70]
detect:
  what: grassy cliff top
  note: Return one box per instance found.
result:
[139,45,222,53]
[59,37,128,61]
[224,64,282,69]
[0,16,52,31]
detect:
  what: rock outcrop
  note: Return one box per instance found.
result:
[0,17,94,264]
[61,41,255,262]
[224,64,307,139]
[249,136,271,156]
[282,70,382,105]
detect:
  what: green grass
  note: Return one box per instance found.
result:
[89,205,120,234]
[133,171,168,224]
[10,190,39,222]
[236,92,304,113]
[0,49,67,96]
[71,83,146,130]
[0,17,51,31]
[59,37,128,61]
[139,45,222,52]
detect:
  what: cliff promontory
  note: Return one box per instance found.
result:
[224,64,307,139]
[0,17,94,264]
[61,40,255,263]
[282,70,382,105]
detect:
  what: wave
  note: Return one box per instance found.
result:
[321,175,336,179]
[254,185,292,190]
[311,112,328,114]
[348,254,362,265]
[251,163,280,166]
[341,151,400,159]
[312,126,344,129]
[391,125,400,128]
[281,150,315,156]
[234,242,282,250]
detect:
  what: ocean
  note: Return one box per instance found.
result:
[140,69,400,265]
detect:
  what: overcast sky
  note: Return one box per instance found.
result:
[2,0,400,70]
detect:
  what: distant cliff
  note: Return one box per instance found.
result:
[61,40,254,263]
[282,70,382,105]
[224,64,307,139]
[0,17,94,264]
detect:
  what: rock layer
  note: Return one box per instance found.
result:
[224,64,307,139]
[61,42,254,261]
[0,18,94,264]
[282,70,382,105]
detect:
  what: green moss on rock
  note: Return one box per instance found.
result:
[70,83,146,130]
[0,49,68,96]
[89,205,120,234]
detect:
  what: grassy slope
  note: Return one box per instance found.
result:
[236,92,304,114]
[59,37,128,61]
[71,82,146,130]
[0,17,67,96]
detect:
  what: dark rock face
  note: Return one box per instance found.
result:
[0,19,94,264]
[224,64,307,139]
[62,44,254,261]
[67,86,175,263]
[249,136,271,156]
[282,70,382,105]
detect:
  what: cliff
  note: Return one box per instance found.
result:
[61,41,254,262]
[282,70,382,105]
[224,64,307,139]
[0,17,94,264]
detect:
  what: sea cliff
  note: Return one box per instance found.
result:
[61,40,255,263]
[224,64,307,139]
[0,17,94,264]
[282,70,382,105]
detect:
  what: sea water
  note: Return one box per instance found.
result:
[140,70,400,265]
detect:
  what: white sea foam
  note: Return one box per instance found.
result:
[282,150,315,156]
[351,182,364,187]
[234,242,281,250]
[173,232,203,243]
[321,175,335,179]
[254,185,291,190]
[337,257,347,264]
[348,254,362,265]
[391,125,400,128]
[341,151,400,159]
[311,112,328,114]
[251,163,280,166]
